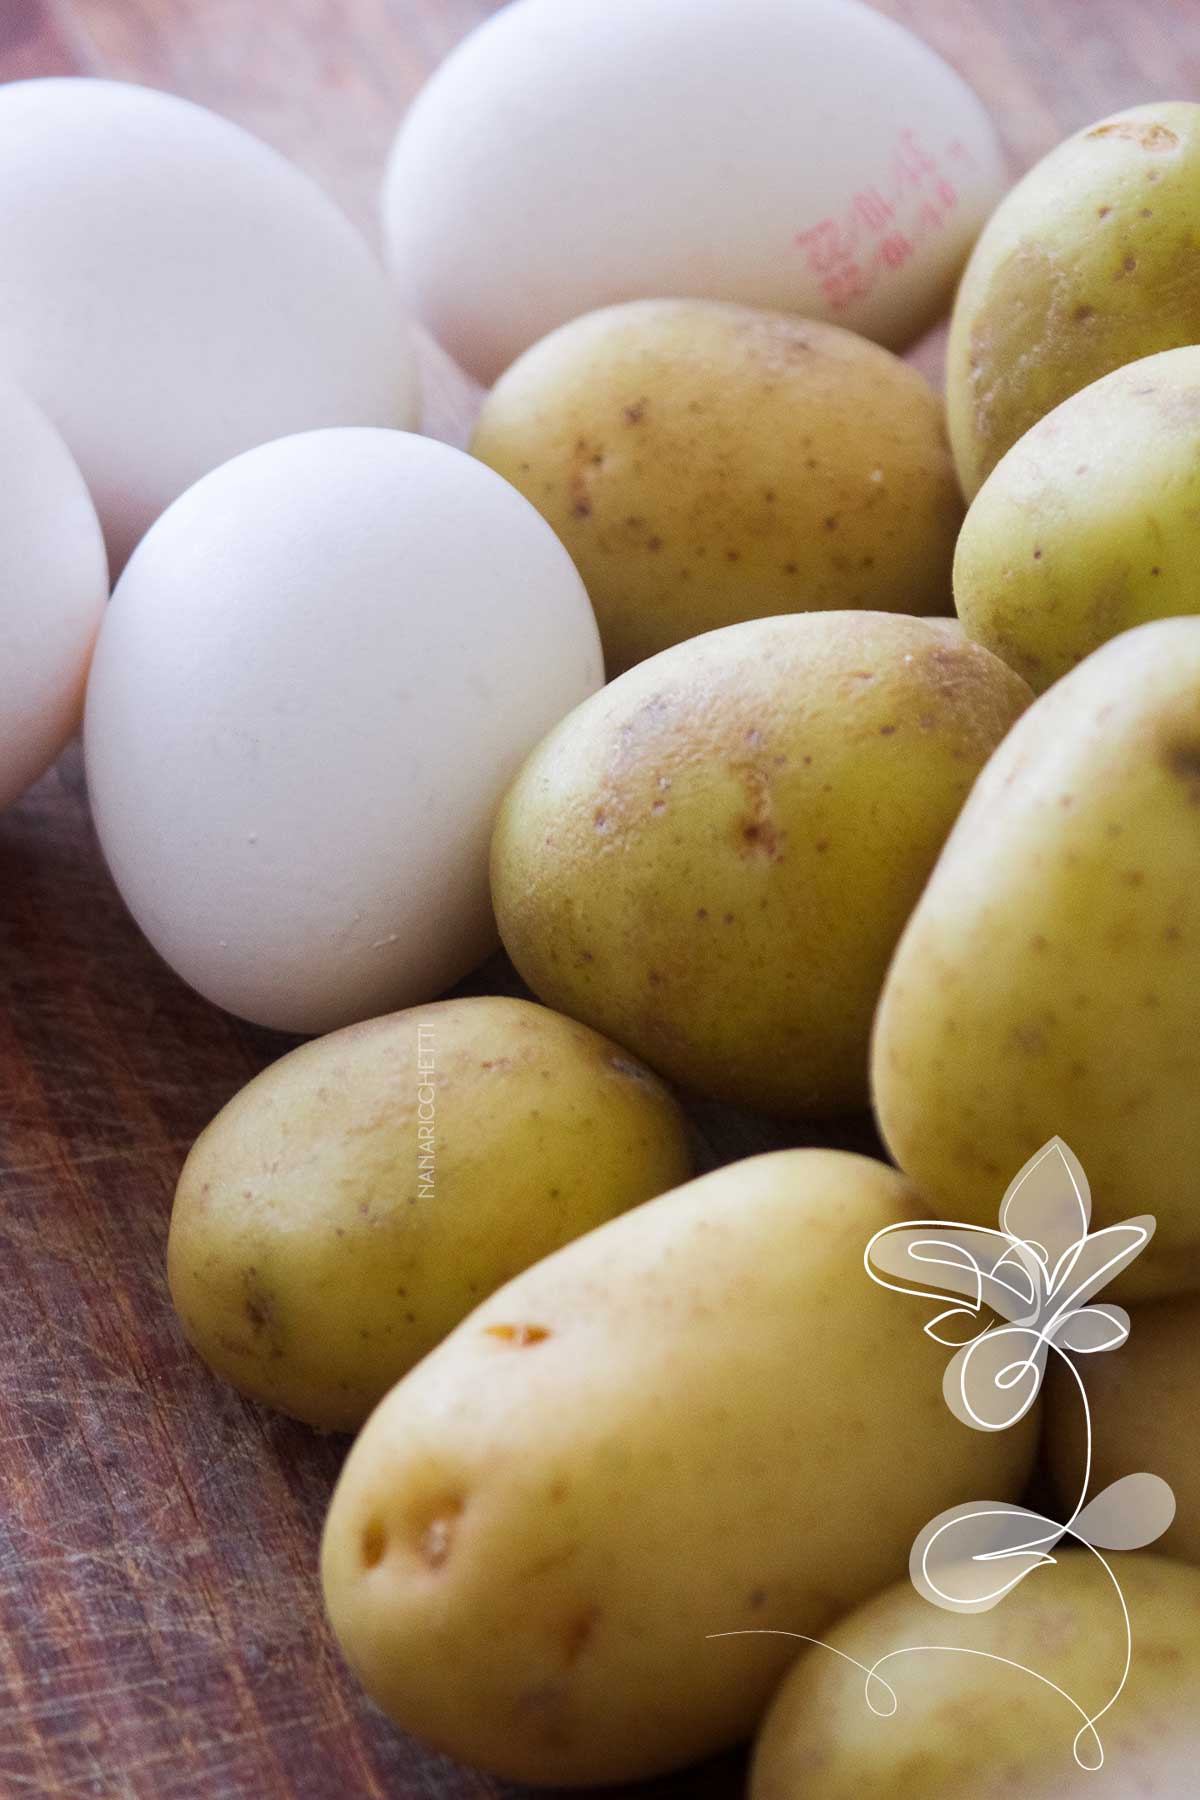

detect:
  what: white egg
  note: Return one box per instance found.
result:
[0,78,417,572]
[383,0,1006,383]
[0,384,108,813]
[83,429,602,1034]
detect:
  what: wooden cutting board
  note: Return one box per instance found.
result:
[1,3,1195,1795]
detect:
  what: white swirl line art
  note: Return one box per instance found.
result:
[708,1137,1176,1772]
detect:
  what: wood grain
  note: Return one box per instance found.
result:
[1,2,1196,1795]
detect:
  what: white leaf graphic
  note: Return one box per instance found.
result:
[944,1324,1046,1431]
[999,1138,1091,1267]
[1047,1218,1155,1317]
[1055,1304,1129,1355]
[865,1222,1040,1323]
[925,1306,989,1348]
[1073,1474,1177,1551]
[911,1501,1061,1613]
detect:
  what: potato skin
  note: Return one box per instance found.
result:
[955,348,1200,692]
[167,995,691,1430]
[491,613,1030,1115]
[751,1554,1200,1800]
[320,1149,1037,1787]
[1045,1295,1200,1567]
[872,617,1200,1300]
[947,102,1200,498]
[471,299,962,675]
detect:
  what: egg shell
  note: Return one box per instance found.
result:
[0,383,108,812]
[383,0,1007,383]
[0,78,418,572]
[83,428,603,1035]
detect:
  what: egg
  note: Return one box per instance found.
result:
[382,0,1006,383]
[0,78,417,572]
[0,384,108,813]
[83,429,602,1034]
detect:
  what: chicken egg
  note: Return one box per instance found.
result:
[0,78,417,572]
[0,383,108,813]
[383,0,1007,383]
[83,429,602,1034]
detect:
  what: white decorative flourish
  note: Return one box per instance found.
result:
[710,1139,1175,1773]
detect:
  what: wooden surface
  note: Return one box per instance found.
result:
[0,2,1197,1796]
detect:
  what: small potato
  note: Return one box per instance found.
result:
[167,996,690,1430]
[751,1554,1200,1799]
[955,348,1200,691]
[873,616,1200,1300]
[471,299,963,674]
[1045,1294,1200,1566]
[321,1150,1037,1786]
[492,612,1030,1115]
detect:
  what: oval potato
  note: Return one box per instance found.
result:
[872,617,1200,1300]
[472,300,963,675]
[955,347,1200,691]
[321,1149,1037,1785]
[947,101,1200,498]
[168,996,691,1429]
[492,613,1031,1115]
[751,1553,1200,1799]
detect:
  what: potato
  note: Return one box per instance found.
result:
[491,612,1030,1115]
[955,348,1200,692]
[872,617,1200,1300]
[167,995,690,1430]
[470,299,962,675]
[947,102,1200,499]
[1045,1294,1200,1566]
[751,1554,1200,1799]
[320,1149,1037,1786]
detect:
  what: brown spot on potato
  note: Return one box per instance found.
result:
[485,1323,551,1347]
[561,1606,601,1665]
[1087,120,1180,151]
[1164,739,1200,782]
[361,1518,387,1568]
[735,765,784,861]
[623,400,647,425]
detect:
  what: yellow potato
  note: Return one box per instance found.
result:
[491,612,1030,1115]
[873,617,1200,1300]
[948,102,1200,498]
[471,299,962,675]
[956,348,1200,691]
[1045,1295,1200,1566]
[751,1554,1200,1799]
[321,1149,1037,1786]
[167,995,690,1430]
